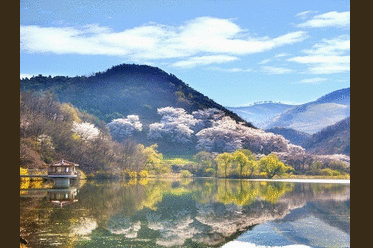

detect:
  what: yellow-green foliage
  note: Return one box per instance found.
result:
[20,167,28,175]
[162,157,193,165]
[259,182,294,203]
[126,170,138,178]
[320,168,341,176]
[76,168,87,179]
[213,180,295,206]
[215,152,233,177]
[60,103,81,123]
[71,133,81,140]
[258,154,294,178]
[29,179,44,189]
[138,178,149,185]
[139,170,149,178]
[180,170,192,178]
[141,186,163,210]
[142,144,167,175]
[20,167,30,190]
[204,167,215,177]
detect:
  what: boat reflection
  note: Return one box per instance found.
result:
[47,187,78,208]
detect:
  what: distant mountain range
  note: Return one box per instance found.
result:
[266,117,350,156]
[226,103,293,129]
[228,88,350,135]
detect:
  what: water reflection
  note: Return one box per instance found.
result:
[20,179,350,247]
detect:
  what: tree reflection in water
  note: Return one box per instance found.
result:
[20,178,350,247]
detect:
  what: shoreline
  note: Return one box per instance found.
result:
[245,178,350,184]
[145,176,350,184]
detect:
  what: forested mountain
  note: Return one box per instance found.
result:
[21,64,263,155]
[20,64,251,127]
[302,117,350,156]
[264,88,350,134]
[226,102,293,129]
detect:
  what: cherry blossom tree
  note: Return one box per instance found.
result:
[147,107,198,144]
[107,115,143,141]
[192,108,225,131]
[196,116,244,152]
[72,121,100,142]
[196,115,304,154]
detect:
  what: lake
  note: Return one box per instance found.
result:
[20,178,350,247]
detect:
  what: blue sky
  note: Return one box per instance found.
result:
[20,0,350,107]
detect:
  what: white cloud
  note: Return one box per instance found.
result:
[261,66,293,74]
[171,55,238,68]
[259,58,271,65]
[307,64,350,74]
[288,35,350,74]
[208,67,253,73]
[289,55,350,64]
[295,10,319,20]
[302,35,350,55]
[274,53,290,58]
[20,17,308,67]
[298,78,327,84]
[297,11,350,28]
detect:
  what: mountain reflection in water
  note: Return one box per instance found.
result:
[20,178,350,247]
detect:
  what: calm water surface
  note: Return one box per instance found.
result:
[20,178,350,247]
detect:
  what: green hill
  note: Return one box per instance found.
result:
[20,64,254,155]
[21,64,251,126]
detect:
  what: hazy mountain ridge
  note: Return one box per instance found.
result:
[265,88,350,134]
[227,103,293,129]
[313,88,350,105]
[228,88,350,135]
[302,117,350,155]
[266,102,350,134]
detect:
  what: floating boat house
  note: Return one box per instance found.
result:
[48,159,79,188]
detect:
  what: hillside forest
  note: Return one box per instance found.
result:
[20,64,350,179]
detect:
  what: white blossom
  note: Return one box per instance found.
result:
[196,117,243,152]
[192,108,225,131]
[196,115,299,154]
[107,115,142,140]
[147,107,197,144]
[72,121,100,142]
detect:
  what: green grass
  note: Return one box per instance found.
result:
[161,157,194,165]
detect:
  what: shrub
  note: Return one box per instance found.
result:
[180,170,192,178]
[204,168,216,177]
[320,168,341,176]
